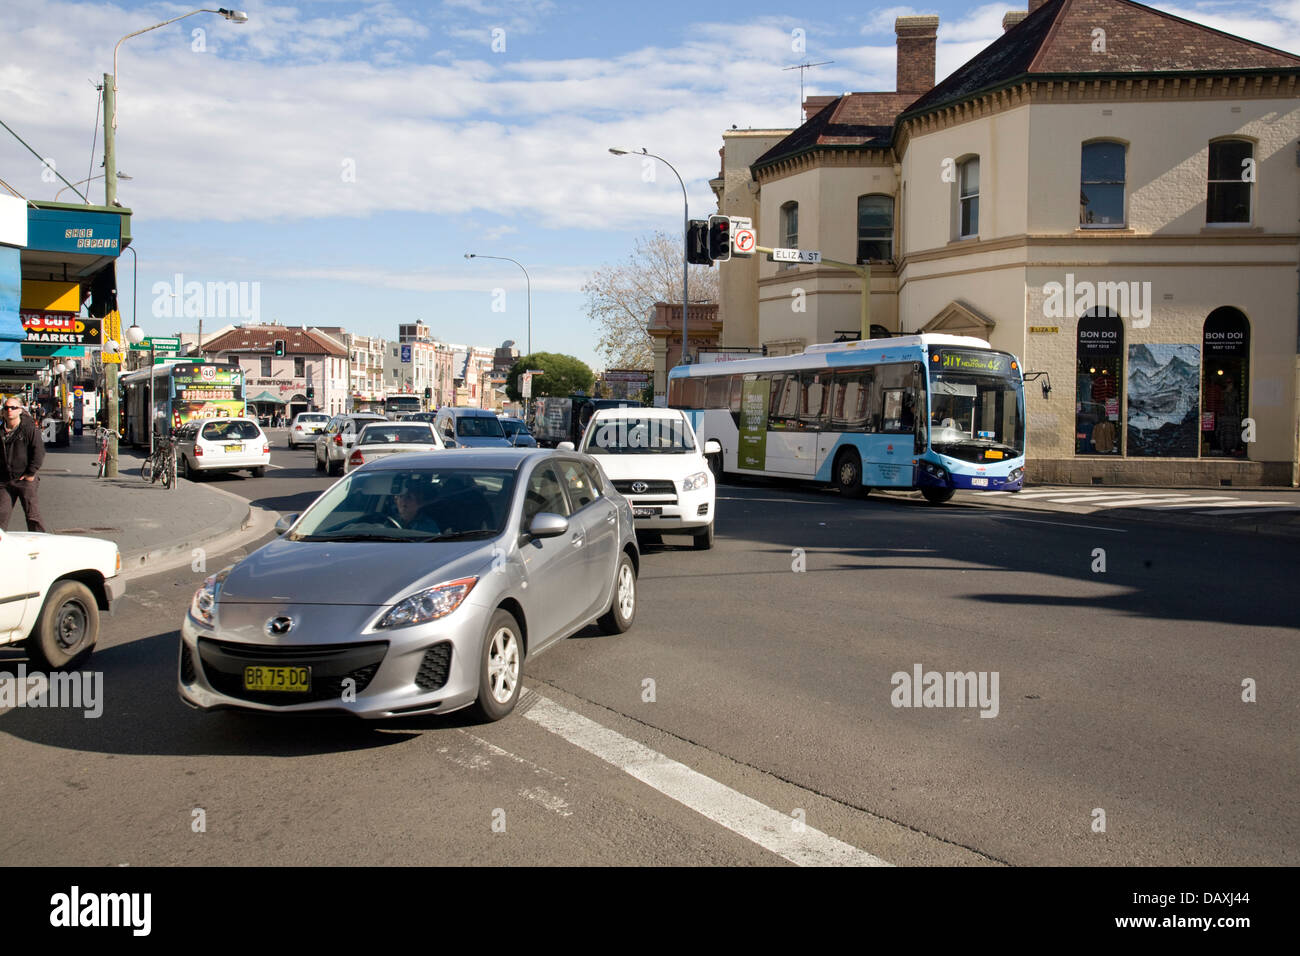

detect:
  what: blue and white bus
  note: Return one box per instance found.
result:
[667,334,1025,503]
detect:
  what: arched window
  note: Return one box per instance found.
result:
[779,201,798,270]
[1201,307,1250,457]
[958,158,979,238]
[1075,309,1123,455]
[857,194,893,263]
[1080,141,1126,227]
[1207,139,1253,224]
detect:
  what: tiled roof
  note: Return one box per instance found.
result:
[200,326,347,357]
[753,94,917,169]
[902,0,1300,118]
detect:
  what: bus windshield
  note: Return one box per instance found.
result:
[928,369,1024,460]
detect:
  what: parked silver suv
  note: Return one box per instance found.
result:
[314,413,387,476]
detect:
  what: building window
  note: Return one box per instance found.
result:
[1207,140,1253,224]
[958,158,979,238]
[260,356,271,376]
[1076,309,1123,455]
[778,201,798,269]
[1201,307,1250,457]
[1080,141,1126,227]
[294,357,305,377]
[857,194,893,263]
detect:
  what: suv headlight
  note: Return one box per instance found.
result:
[189,565,234,627]
[376,577,477,629]
[681,471,709,492]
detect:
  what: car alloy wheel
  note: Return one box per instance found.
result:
[472,609,524,721]
[598,551,636,634]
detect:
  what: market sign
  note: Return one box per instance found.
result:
[26,207,121,256]
[21,312,102,345]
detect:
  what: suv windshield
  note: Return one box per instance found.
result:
[290,467,517,542]
[928,372,1024,461]
[456,416,506,438]
[584,416,695,454]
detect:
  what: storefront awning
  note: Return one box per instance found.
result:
[248,390,286,404]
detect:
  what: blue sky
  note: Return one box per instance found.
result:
[3,0,1297,369]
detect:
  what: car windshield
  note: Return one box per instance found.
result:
[358,424,436,444]
[500,420,527,436]
[299,414,328,423]
[202,420,261,441]
[290,467,517,542]
[584,416,695,454]
[456,416,506,438]
[928,372,1025,458]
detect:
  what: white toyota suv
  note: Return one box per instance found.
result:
[573,407,720,549]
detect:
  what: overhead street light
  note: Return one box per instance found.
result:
[609,146,691,368]
[465,252,532,357]
[54,170,132,202]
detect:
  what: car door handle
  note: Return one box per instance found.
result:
[571,535,583,548]
[605,512,616,524]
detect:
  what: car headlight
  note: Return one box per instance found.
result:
[376,577,477,630]
[189,565,234,627]
[681,471,709,492]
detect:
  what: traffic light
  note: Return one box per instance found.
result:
[274,339,286,357]
[424,387,432,401]
[306,385,315,400]
[686,219,710,265]
[707,215,731,262]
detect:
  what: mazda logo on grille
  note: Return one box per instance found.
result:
[631,481,648,494]
[265,616,295,636]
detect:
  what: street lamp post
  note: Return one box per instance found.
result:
[610,146,690,367]
[464,253,531,357]
[100,8,247,474]
[53,171,132,203]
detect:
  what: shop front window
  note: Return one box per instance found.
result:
[1200,307,1250,458]
[1075,310,1123,455]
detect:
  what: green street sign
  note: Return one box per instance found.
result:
[156,356,203,364]
[131,336,182,351]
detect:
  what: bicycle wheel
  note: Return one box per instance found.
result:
[141,457,154,482]
[164,450,177,489]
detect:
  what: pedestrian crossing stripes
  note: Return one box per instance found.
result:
[981,488,1300,516]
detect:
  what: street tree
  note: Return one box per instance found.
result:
[505,352,595,402]
[583,230,719,370]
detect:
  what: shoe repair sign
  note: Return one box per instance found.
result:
[21,311,102,345]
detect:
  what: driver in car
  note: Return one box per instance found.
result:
[393,478,442,534]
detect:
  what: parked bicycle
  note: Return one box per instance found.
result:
[92,426,112,478]
[141,431,177,489]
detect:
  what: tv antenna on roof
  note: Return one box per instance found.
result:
[783,60,833,125]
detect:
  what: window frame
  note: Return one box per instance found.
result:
[1206,138,1255,226]
[856,194,894,264]
[958,158,980,239]
[1079,140,1128,229]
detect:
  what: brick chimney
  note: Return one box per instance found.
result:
[895,15,939,94]
[1003,11,1027,31]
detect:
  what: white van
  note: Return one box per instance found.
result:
[573,407,720,549]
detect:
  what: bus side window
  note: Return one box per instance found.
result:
[799,371,828,430]
[876,364,917,434]
[728,376,742,415]
[768,373,799,431]
[832,369,872,432]
[705,375,729,409]
[667,377,682,408]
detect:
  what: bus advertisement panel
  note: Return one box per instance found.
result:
[169,365,245,428]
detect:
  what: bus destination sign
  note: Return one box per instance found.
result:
[935,350,1014,375]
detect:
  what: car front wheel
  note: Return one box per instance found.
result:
[26,580,99,670]
[597,551,637,634]
[471,610,524,722]
[692,522,714,551]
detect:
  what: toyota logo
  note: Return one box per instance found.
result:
[265,616,295,636]
[631,481,648,494]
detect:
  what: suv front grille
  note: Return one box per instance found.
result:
[197,638,388,706]
[613,479,677,500]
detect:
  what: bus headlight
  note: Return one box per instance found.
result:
[1008,467,1024,483]
[920,462,949,484]
[681,471,709,492]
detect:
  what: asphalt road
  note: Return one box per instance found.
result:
[1,437,1294,866]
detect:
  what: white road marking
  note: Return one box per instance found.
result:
[1038,493,1193,504]
[973,514,1129,532]
[524,694,888,867]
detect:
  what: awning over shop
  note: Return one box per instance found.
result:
[248,390,286,404]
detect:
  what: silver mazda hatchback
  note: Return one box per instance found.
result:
[179,449,638,721]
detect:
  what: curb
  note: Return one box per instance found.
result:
[118,480,255,574]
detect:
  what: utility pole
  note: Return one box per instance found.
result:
[102,72,122,477]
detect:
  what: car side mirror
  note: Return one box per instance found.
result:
[527,513,568,539]
[557,441,575,452]
[274,514,299,536]
[704,439,722,455]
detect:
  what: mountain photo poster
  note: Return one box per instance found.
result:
[1127,344,1201,457]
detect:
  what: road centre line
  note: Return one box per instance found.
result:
[523,694,889,867]
[957,512,1130,532]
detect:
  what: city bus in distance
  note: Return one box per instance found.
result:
[120,361,246,447]
[383,394,423,419]
[667,334,1025,503]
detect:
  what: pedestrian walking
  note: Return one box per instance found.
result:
[0,397,47,532]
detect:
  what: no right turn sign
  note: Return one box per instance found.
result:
[733,228,756,256]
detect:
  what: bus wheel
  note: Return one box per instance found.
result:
[921,487,955,504]
[706,449,723,482]
[834,450,864,498]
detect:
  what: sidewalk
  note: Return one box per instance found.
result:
[11,432,254,571]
